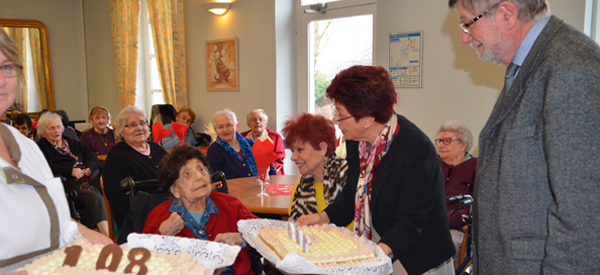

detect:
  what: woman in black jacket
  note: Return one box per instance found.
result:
[37,111,108,237]
[297,65,455,275]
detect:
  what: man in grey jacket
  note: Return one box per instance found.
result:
[449,0,600,273]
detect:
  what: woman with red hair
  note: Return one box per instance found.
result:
[297,65,455,275]
[282,113,348,222]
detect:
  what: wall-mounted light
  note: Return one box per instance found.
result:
[202,2,232,16]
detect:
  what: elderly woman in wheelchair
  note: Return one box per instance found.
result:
[36,111,109,237]
[143,144,258,275]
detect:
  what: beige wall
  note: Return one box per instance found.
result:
[376,0,586,155]
[1,0,588,150]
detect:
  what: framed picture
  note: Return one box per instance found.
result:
[205,37,239,91]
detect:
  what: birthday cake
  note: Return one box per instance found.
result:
[18,237,206,275]
[257,223,379,268]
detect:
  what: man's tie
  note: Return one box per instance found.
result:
[492,63,520,122]
[503,62,520,94]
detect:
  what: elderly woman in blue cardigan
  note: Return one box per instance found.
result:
[207,108,275,180]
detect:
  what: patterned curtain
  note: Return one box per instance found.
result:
[147,0,188,110]
[29,28,47,110]
[109,0,140,110]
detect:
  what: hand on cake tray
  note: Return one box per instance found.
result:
[214,232,245,246]
[158,212,185,236]
[76,221,113,245]
[296,211,330,226]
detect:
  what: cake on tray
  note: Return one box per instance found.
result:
[17,237,206,275]
[258,223,379,268]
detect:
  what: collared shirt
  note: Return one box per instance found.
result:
[244,130,267,141]
[169,197,219,240]
[168,197,234,275]
[512,12,552,74]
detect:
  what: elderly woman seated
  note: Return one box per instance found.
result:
[160,107,209,150]
[80,106,116,155]
[282,113,349,223]
[435,120,477,261]
[36,111,109,237]
[143,144,258,275]
[102,106,168,243]
[207,108,275,180]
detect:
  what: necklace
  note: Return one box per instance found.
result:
[95,128,108,147]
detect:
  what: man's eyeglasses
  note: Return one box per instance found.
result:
[435,138,462,146]
[0,64,24,78]
[458,3,500,35]
[124,120,148,128]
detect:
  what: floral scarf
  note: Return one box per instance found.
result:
[216,132,258,176]
[289,155,348,221]
[54,138,82,168]
[354,114,399,239]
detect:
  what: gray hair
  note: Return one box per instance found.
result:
[436,120,474,153]
[448,0,549,22]
[114,105,147,142]
[246,109,268,122]
[37,112,64,140]
[213,108,238,128]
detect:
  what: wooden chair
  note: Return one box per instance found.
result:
[100,176,118,243]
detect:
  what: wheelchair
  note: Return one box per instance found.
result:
[447,194,474,275]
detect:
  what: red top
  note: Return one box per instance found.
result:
[241,129,286,175]
[440,157,477,230]
[143,191,258,275]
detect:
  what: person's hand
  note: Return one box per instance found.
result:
[296,212,329,226]
[159,212,184,236]
[71,168,84,179]
[83,168,92,177]
[76,221,113,245]
[214,233,244,246]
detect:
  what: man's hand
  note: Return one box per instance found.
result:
[159,212,185,236]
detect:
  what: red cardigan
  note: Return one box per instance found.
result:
[143,192,258,275]
[241,128,286,175]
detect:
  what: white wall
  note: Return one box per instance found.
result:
[375,0,586,155]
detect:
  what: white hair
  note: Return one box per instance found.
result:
[37,112,64,140]
[213,108,238,128]
[246,109,268,122]
[436,120,474,153]
[114,105,147,141]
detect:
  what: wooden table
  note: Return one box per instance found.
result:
[97,154,107,162]
[227,175,300,216]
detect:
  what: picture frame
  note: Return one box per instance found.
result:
[205,37,239,91]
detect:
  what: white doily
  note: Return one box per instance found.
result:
[238,219,393,275]
[126,233,241,274]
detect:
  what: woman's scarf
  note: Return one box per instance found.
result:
[354,114,399,240]
[54,138,82,168]
[289,154,348,221]
[216,132,258,176]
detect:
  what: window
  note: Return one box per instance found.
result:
[296,0,376,118]
[137,0,163,115]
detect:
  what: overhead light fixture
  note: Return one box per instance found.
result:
[202,2,232,16]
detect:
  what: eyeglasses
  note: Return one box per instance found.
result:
[332,106,353,123]
[249,117,266,123]
[435,138,462,146]
[0,64,24,77]
[124,120,148,128]
[458,3,500,35]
